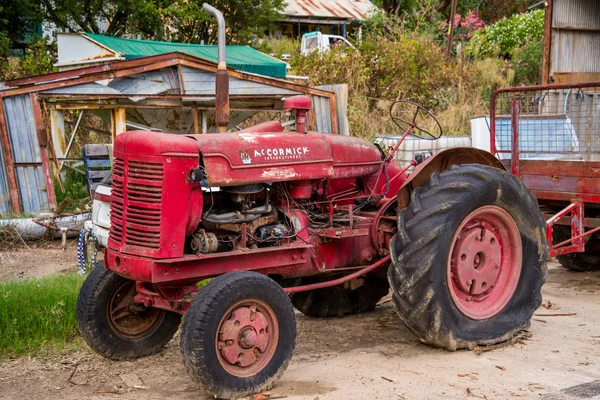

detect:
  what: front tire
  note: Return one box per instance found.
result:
[76,267,181,360]
[180,272,296,399]
[389,164,549,350]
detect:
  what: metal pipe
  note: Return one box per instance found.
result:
[203,3,226,68]
[284,255,390,294]
[203,3,230,132]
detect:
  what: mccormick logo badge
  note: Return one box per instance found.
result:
[240,150,252,165]
[253,147,310,162]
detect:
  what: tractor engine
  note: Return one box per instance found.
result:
[107,126,388,267]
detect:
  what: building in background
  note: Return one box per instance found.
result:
[542,0,600,84]
[276,0,377,39]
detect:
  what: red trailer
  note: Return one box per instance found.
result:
[491,82,600,271]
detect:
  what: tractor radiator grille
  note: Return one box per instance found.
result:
[109,157,164,250]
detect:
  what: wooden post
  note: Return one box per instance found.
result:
[541,0,553,84]
[0,100,21,214]
[111,108,127,140]
[30,93,58,211]
[446,0,458,58]
[193,105,200,134]
[50,109,66,159]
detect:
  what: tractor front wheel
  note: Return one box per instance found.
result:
[389,164,549,351]
[180,271,296,399]
[76,267,181,360]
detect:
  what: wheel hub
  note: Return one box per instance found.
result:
[447,206,523,320]
[108,281,161,337]
[451,222,502,297]
[218,304,271,369]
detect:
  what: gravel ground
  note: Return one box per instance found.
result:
[0,261,599,400]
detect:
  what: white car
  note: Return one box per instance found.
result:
[300,31,355,56]
[83,176,111,249]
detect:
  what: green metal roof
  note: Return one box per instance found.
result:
[85,33,287,78]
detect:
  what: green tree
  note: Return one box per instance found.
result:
[0,0,42,52]
[38,0,284,45]
[158,0,285,44]
[39,0,162,36]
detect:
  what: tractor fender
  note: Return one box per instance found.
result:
[396,147,504,209]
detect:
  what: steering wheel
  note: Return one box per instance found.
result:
[389,100,442,140]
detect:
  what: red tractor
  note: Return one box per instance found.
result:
[75,5,548,399]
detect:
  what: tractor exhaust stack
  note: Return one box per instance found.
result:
[203,3,230,133]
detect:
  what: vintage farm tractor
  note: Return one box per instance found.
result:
[491,82,600,272]
[75,5,548,399]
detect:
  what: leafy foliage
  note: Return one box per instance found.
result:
[160,0,284,45]
[0,0,42,49]
[467,10,544,59]
[0,36,56,81]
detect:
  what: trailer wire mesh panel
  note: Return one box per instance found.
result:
[491,83,600,162]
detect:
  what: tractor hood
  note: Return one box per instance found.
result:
[189,131,382,186]
[115,130,383,187]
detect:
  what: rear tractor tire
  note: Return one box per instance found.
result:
[389,164,549,351]
[554,226,600,272]
[180,271,296,399]
[290,274,389,317]
[76,267,182,360]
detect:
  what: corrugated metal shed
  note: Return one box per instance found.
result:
[282,0,376,20]
[546,0,600,81]
[0,52,341,215]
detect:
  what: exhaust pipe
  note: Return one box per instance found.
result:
[203,3,230,133]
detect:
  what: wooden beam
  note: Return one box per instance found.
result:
[0,100,21,214]
[192,105,200,134]
[111,108,127,139]
[542,0,553,85]
[30,93,58,210]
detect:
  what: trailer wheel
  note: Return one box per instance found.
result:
[181,271,296,399]
[389,164,549,351]
[554,226,600,272]
[290,274,389,317]
[76,267,181,360]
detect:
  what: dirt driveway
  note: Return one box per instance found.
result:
[1,262,599,400]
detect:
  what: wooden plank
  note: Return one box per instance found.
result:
[83,144,110,156]
[523,175,600,194]
[86,159,111,168]
[520,160,600,178]
[88,170,110,179]
[0,100,21,213]
[30,93,57,209]
[542,0,553,84]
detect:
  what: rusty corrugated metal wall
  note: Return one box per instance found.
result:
[2,95,49,213]
[551,0,600,75]
[0,133,10,217]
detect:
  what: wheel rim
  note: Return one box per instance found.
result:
[216,299,279,377]
[107,280,162,338]
[447,206,522,320]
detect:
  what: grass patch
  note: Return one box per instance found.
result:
[0,273,85,359]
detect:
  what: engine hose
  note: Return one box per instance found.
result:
[77,228,98,275]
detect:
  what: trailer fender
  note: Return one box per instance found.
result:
[396,147,505,209]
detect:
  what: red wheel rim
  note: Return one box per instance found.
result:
[447,206,522,320]
[215,299,279,377]
[107,281,162,337]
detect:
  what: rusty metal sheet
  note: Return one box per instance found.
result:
[180,67,301,96]
[0,137,10,217]
[551,0,600,75]
[312,95,332,133]
[282,0,375,20]
[2,95,49,213]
